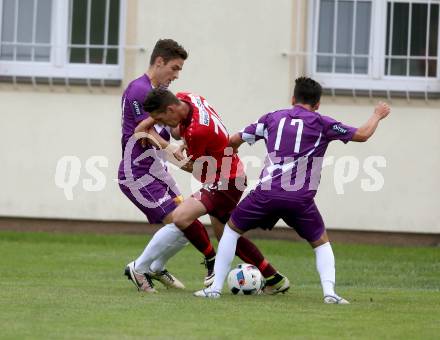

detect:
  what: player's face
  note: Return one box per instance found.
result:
[153,106,181,128]
[155,58,184,87]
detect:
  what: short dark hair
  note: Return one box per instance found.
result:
[293,77,322,106]
[143,88,179,114]
[149,39,188,65]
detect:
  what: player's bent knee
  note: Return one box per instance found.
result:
[227,219,244,235]
[309,231,329,248]
[172,210,193,229]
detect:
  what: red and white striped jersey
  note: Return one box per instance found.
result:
[177,92,244,183]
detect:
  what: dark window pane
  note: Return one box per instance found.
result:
[392,3,409,55]
[69,0,119,64]
[428,60,437,77]
[389,58,407,76]
[385,2,438,77]
[70,47,86,63]
[106,48,118,64]
[90,0,105,45]
[71,0,87,45]
[386,2,391,55]
[429,5,439,56]
[317,56,332,72]
[409,59,426,76]
[89,48,104,63]
[108,0,120,45]
[411,4,427,56]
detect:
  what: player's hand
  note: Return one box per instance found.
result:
[173,144,188,161]
[134,124,148,147]
[134,129,159,148]
[133,130,149,148]
[374,102,391,120]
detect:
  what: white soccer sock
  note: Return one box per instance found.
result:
[314,242,336,297]
[149,234,188,273]
[210,224,240,293]
[134,223,186,273]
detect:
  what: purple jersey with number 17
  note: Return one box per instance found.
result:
[240,105,357,200]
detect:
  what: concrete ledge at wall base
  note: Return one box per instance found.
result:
[0,216,438,247]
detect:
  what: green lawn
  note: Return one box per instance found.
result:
[0,231,439,339]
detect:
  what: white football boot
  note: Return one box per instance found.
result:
[323,295,350,304]
[193,288,221,299]
[149,269,185,289]
[124,261,157,293]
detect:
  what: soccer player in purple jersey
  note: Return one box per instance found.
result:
[119,39,216,293]
[194,77,391,301]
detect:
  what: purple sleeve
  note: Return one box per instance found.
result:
[321,115,357,144]
[125,87,149,123]
[239,113,270,145]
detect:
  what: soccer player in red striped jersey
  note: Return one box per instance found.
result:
[137,89,289,293]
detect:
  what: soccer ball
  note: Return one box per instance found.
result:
[227,263,264,295]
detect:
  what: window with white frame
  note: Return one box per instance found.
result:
[309,0,440,95]
[0,0,125,83]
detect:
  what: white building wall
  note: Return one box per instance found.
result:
[0,0,439,233]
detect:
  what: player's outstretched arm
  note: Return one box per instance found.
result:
[352,102,391,142]
[228,133,245,153]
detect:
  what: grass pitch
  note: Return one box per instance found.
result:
[0,230,439,339]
